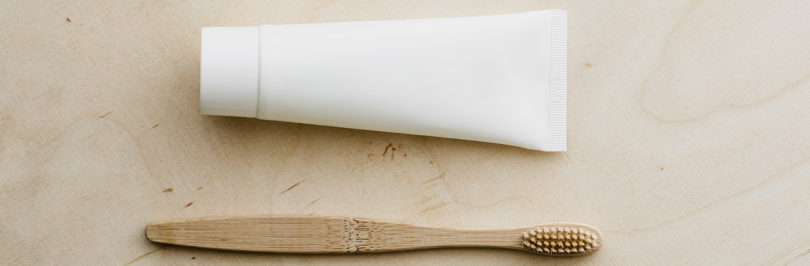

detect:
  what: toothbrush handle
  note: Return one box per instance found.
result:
[145,216,600,255]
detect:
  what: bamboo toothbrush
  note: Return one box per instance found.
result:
[145,216,602,256]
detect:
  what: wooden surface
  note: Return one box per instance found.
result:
[2,0,809,265]
[145,216,602,255]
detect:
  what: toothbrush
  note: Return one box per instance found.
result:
[145,216,602,256]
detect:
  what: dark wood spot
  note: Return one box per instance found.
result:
[162,188,173,193]
[279,180,306,194]
[382,143,393,156]
[585,63,593,68]
[66,17,71,22]
[100,111,112,118]
[307,197,323,207]
[186,202,193,207]
[152,124,159,128]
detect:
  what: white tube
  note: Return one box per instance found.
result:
[200,10,567,151]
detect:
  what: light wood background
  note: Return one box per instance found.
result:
[2,0,809,265]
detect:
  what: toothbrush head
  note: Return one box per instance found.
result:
[522,226,602,256]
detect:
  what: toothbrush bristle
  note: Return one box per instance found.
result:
[522,226,600,255]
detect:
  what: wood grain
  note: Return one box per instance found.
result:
[145,216,601,255]
[2,0,810,265]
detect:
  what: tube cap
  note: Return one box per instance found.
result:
[200,26,259,118]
